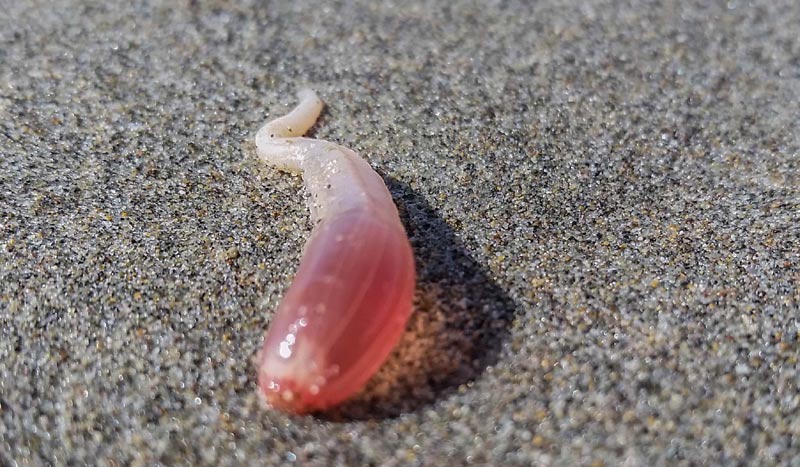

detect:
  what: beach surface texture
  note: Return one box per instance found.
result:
[1,1,798,465]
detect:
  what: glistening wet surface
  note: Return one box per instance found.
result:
[1,0,799,465]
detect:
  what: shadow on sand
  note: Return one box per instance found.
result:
[323,178,518,421]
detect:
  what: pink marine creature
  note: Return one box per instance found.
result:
[254,89,416,413]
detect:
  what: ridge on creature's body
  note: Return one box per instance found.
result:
[254,89,416,414]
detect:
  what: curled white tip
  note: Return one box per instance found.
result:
[297,88,318,102]
[257,89,324,141]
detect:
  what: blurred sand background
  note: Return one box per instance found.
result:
[1,0,799,465]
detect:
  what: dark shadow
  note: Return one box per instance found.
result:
[321,178,519,421]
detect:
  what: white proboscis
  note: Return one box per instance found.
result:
[255,89,398,224]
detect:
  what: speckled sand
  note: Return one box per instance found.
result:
[1,1,799,465]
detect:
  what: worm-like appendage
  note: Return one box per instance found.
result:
[254,90,415,413]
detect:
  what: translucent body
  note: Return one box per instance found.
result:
[254,90,415,413]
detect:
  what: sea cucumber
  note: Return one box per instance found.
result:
[254,89,416,413]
